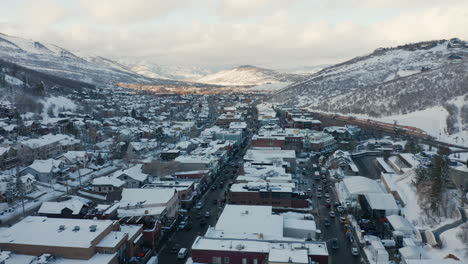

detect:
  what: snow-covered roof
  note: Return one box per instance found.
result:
[38,200,86,215]
[119,188,176,207]
[113,164,148,182]
[20,134,78,149]
[92,176,125,187]
[343,176,384,195]
[386,215,415,233]
[214,205,283,237]
[244,149,296,162]
[27,159,62,174]
[364,193,399,212]
[0,216,113,248]
[399,246,429,260]
[269,248,308,263]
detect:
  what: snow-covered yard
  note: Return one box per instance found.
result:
[0,184,66,223]
[425,224,468,263]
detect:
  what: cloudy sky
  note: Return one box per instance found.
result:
[1,0,467,69]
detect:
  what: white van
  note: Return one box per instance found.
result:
[177,248,188,259]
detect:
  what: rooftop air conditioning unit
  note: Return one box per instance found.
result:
[73,226,80,232]
[89,225,97,232]
[58,225,65,232]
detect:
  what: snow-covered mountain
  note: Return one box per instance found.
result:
[117,60,214,80]
[0,33,181,87]
[272,38,468,143]
[194,65,303,86]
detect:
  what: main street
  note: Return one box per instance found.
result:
[299,158,364,264]
[157,112,256,263]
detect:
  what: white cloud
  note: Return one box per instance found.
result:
[79,0,187,23]
[327,0,462,9]
[218,0,299,19]
[1,0,468,69]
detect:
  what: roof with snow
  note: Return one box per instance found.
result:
[113,164,148,182]
[119,188,176,207]
[342,176,384,195]
[38,200,86,215]
[0,216,113,248]
[364,193,399,212]
[27,159,62,174]
[214,205,283,237]
[92,176,125,187]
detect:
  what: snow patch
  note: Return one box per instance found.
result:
[41,96,78,119]
[4,74,23,86]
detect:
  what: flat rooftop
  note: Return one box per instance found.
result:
[214,205,283,237]
[0,216,113,248]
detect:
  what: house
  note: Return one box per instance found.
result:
[38,199,89,218]
[113,164,148,188]
[0,146,18,170]
[19,174,35,194]
[17,134,80,164]
[20,159,63,183]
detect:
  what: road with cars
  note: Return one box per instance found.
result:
[157,126,255,263]
[298,158,364,264]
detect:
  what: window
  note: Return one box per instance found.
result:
[242,258,248,264]
[224,257,230,263]
[213,257,222,264]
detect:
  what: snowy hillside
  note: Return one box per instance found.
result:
[194,65,303,86]
[272,38,468,140]
[0,33,179,87]
[117,60,214,80]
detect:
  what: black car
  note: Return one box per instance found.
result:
[200,219,207,226]
[331,239,339,250]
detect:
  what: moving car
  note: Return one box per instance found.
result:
[331,239,339,250]
[205,211,211,218]
[177,248,188,259]
[195,201,204,209]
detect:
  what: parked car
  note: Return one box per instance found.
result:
[317,192,322,198]
[351,247,359,256]
[205,211,211,218]
[211,185,216,190]
[317,186,322,192]
[200,219,207,226]
[336,206,344,213]
[329,211,335,218]
[324,192,330,198]
[324,219,331,227]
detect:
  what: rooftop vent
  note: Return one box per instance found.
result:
[89,225,97,232]
[73,226,80,232]
[58,225,65,232]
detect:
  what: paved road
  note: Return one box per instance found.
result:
[157,163,237,263]
[299,161,364,264]
[157,123,255,263]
